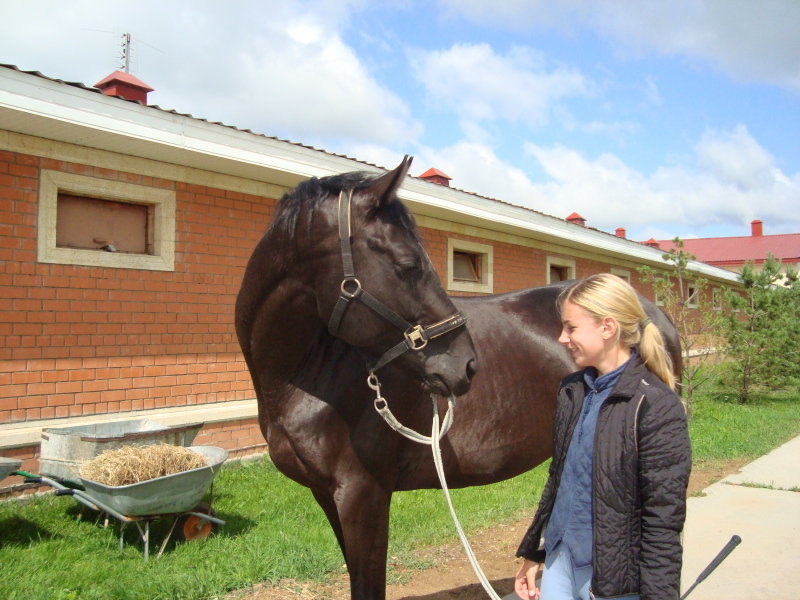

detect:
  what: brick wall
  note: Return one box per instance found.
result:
[0,150,271,424]
[0,145,652,441]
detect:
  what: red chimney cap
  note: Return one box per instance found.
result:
[419,168,452,180]
[94,70,154,103]
[419,168,452,187]
[95,70,153,92]
[565,212,587,226]
[644,238,660,248]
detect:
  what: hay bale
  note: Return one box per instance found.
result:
[79,444,207,486]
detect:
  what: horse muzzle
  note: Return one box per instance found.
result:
[424,350,477,398]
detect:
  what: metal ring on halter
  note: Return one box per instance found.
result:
[374,397,387,411]
[340,277,362,299]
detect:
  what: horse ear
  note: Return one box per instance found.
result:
[367,155,413,207]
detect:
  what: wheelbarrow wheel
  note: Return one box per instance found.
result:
[175,502,216,542]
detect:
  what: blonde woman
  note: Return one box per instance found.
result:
[514,274,691,600]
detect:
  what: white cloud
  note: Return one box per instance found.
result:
[0,1,422,146]
[222,18,422,144]
[410,141,543,203]
[370,121,800,241]
[411,43,590,130]
[403,128,799,241]
[596,1,800,91]
[695,125,778,191]
[441,0,800,91]
[511,126,800,238]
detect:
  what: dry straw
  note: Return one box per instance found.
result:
[79,444,207,486]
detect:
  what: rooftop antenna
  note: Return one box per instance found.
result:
[120,32,132,73]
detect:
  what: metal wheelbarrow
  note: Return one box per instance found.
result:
[17,445,228,560]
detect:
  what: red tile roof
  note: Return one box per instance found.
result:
[657,234,800,266]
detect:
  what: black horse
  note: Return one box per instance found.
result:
[235,156,681,600]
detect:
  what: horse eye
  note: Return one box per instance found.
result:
[395,260,423,279]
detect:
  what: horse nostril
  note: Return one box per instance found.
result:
[466,358,478,381]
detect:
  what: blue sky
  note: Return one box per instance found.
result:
[2,0,799,241]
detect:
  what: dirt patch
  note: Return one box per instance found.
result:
[230,460,746,600]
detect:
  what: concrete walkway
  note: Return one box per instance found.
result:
[681,434,800,599]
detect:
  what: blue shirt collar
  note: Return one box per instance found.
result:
[583,352,632,393]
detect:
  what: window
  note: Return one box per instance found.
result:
[56,194,153,254]
[610,268,631,283]
[546,256,575,284]
[712,287,722,310]
[687,285,699,308]
[38,170,175,271]
[452,251,481,282]
[447,239,493,293]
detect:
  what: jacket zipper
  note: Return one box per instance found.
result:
[589,387,647,600]
[633,388,646,449]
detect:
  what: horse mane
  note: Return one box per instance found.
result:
[269,170,420,244]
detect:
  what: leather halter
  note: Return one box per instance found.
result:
[327,189,467,373]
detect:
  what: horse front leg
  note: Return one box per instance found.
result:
[333,479,393,600]
[311,488,345,556]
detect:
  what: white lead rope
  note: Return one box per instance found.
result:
[369,374,503,600]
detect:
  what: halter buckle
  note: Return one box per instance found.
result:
[404,325,428,350]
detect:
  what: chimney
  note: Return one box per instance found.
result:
[615,227,626,238]
[94,70,154,104]
[751,219,763,237]
[644,238,660,248]
[419,168,452,187]
[565,212,586,227]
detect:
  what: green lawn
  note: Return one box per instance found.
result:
[1,389,798,600]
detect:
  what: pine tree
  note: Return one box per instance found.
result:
[721,254,800,403]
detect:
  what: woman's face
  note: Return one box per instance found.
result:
[558,300,609,370]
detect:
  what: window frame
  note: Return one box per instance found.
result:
[687,284,699,309]
[37,170,176,271]
[446,238,493,293]
[712,287,722,310]
[546,256,575,284]
[610,267,631,283]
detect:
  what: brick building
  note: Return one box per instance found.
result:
[0,65,740,486]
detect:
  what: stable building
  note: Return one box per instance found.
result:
[0,64,740,488]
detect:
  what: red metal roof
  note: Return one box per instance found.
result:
[657,233,800,266]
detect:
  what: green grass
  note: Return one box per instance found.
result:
[689,385,800,463]
[1,387,798,600]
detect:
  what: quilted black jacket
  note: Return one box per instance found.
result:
[516,354,691,600]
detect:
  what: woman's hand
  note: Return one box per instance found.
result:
[514,558,542,599]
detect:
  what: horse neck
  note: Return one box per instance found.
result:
[239,233,359,390]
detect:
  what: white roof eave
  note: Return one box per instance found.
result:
[400,181,741,284]
[0,66,740,285]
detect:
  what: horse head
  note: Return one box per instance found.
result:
[291,156,477,397]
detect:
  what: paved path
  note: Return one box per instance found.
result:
[502,434,800,600]
[681,434,800,599]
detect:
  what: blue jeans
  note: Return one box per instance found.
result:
[540,542,640,600]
